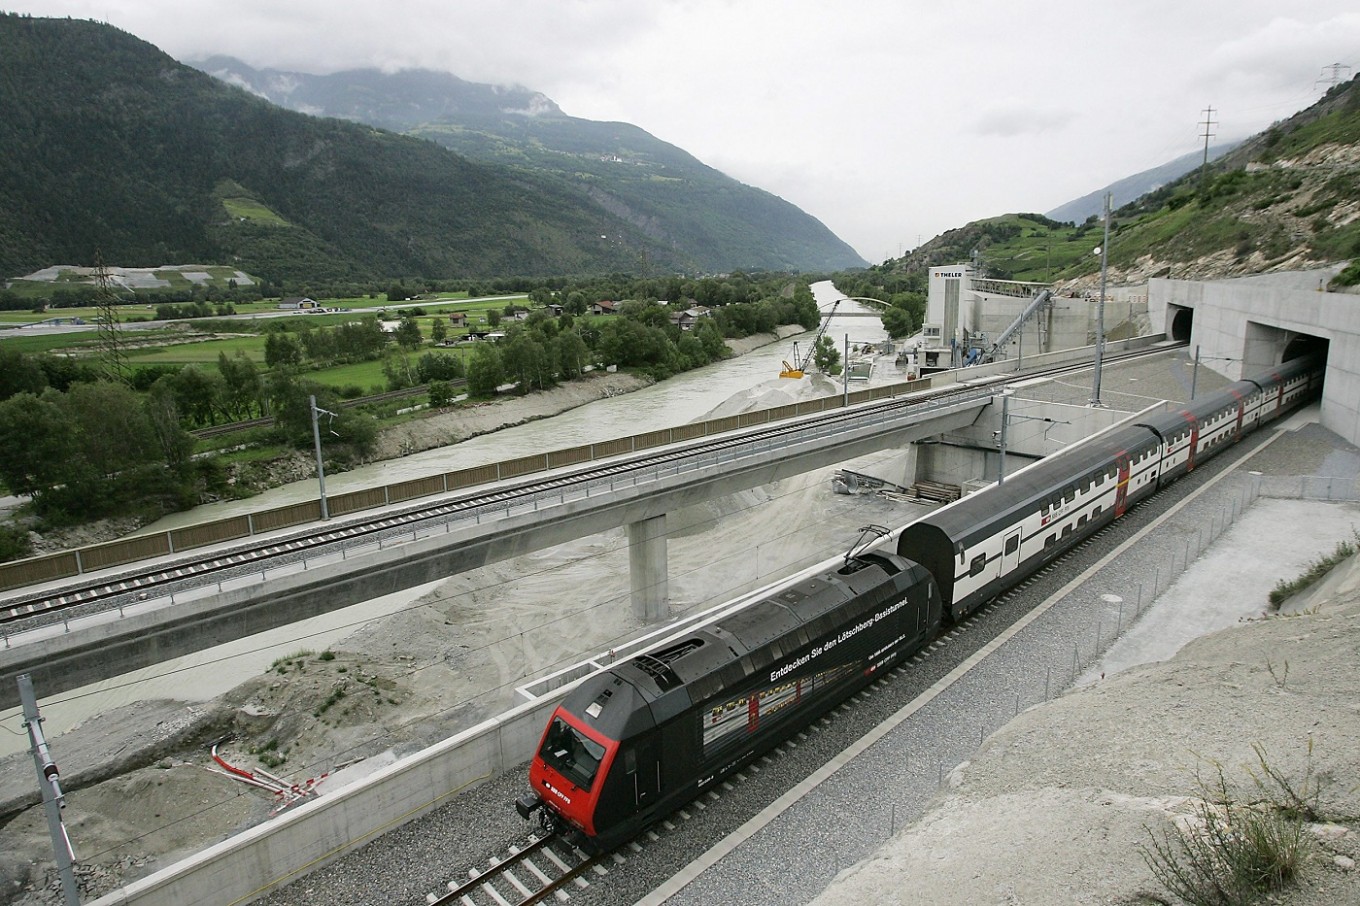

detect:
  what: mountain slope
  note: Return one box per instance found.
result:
[1045,142,1241,226]
[0,15,694,285]
[192,57,867,273]
[880,76,1360,287]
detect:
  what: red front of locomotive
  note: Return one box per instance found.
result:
[524,706,619,837]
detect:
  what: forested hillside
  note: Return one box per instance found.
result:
[0,16,856,289]
[193,58,867,274]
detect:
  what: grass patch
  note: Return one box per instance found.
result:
[269,649,316,674]
[1267,532,1359,609]
[1141,743,1320,905]
[221,195,292,226]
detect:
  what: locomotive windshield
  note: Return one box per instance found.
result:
[538,717,606,791]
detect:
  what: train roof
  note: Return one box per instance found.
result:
[897,421,1159,603]
[562,553,930,736]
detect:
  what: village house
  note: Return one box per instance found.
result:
[669,304,713,331]
[277,296,321,311]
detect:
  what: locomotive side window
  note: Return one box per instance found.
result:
[539,717,606,791]
[969,554,986,577]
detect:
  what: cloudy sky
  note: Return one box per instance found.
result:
[16,0,1360,263]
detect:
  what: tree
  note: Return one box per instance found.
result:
[169,365,225,427]
[0,392,74,502]
[501,332,554,393]
[63,381,159,479]
[812,335,841,375]
[692,318,727,360]
[265,331,304,369]
[465,343,504,397]
[217,352,263,420]
[0,348,48,401]
[428,380,455,408]
[395,317,423,351]
[146,378,194,470]
[430,317,448,345]
[381,349,417,390]
[881,306,916,339]
[416,351,464,383]
[553,331,590,379]
[486,309,502,328]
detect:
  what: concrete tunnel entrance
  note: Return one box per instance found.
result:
[1169,305,1193,342]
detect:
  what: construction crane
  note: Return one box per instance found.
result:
[779,298,841,378]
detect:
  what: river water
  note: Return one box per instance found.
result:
[0,282,896,755]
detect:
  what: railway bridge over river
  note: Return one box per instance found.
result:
[0,339,1148,708]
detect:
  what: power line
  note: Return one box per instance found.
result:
[1198,105,1217,188]
[93,252,129,385]
[1315,62,1352,92]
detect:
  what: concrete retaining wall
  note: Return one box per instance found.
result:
[87,688,568,906]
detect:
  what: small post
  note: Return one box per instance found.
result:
[19,675,81,906]
[1191,345,1201,400]
[1089,192,1111,407]
[310,395,330,521]
[997,391,1011,485]
[843,334,850,408]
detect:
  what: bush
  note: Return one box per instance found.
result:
[0,523,32,563]
[1268,532,1358,609]
[428,380,455,408]
[1142,744,1319,905]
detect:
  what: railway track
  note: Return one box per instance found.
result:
[413,541,1042,906]
[1,345,1180,629]
[426,832,603,906]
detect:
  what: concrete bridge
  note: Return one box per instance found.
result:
[0,387,994,705]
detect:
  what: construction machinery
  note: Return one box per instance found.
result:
[779,298,841,378]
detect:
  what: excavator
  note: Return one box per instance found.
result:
[779,298,841,378]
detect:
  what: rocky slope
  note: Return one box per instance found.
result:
[813,559,1360,906]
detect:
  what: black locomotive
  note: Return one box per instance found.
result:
[518,355,1323,848]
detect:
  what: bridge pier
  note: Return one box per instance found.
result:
[628,514,669,622]
[894,442,920,489]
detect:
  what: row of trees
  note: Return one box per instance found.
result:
[0,274,822,537]
[829,270,928,339]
